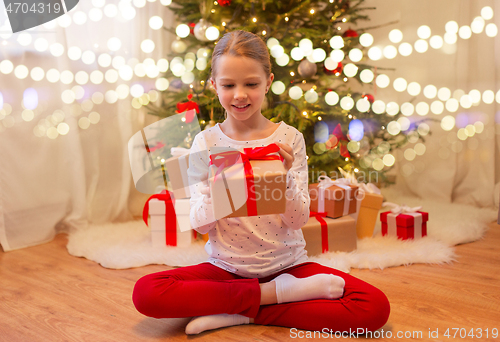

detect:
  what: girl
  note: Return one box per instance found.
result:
[133,30,390,335]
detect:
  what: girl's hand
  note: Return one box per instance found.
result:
[201,185,212,204]
[275,142,294,171]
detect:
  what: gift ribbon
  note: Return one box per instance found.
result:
[209,144,284,216]
[383,202,423,238]
[310,211,329,253]
[142,190,178,246]
[317,175,352,216]
[383,202,422,214]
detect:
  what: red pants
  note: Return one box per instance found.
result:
[133,262,390,332]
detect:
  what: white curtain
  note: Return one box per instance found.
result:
[0,0,174,251]
[362,0,500,208]
[1,0,499,252]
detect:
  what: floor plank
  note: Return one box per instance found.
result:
[1,222,499,341]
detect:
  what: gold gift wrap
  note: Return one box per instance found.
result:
[309,183,359,219]
[209,159,287,219]
[164,154,191,199]
[302,215,357,256]
[356,192,384,239]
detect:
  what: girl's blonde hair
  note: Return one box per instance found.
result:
[211,30,272,78]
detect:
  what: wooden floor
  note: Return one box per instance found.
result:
[1,223,499,342]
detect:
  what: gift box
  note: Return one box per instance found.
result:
[309,176,359,219]
[302,212,357,256]
[143,191,196,248]
[164,147,192,199]
[355,191,384,239]
[380,208,428,240]
[208,144,287,219]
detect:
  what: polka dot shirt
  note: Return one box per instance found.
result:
[188,122,310,278]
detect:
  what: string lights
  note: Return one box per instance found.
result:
[0,0,497,173]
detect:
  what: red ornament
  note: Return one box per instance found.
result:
[343,29,358,38]
[324,62,343,76]
[218,0,232,6]
[363,94,375,103]
[333,62,343,75]
[188,22,195,35]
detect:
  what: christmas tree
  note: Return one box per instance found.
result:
[146,0,426,185]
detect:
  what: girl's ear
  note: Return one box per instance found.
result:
[266,73,275,93]
[211,77,217,92]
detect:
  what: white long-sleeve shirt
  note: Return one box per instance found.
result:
[188,122,310,278]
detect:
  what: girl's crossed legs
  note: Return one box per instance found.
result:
[132,262,390,334]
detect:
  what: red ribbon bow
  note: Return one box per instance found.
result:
[176,94,199,123]
[209,143,284,216]
[310,211,329,253]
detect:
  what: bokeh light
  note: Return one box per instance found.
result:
[417,25,431,39]
[376,74,390,88]
[389,29,403,43]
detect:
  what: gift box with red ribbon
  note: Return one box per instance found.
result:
[301,211,357,256]
[143,191,197,248]
[380,203,428,240]
[309,176,359,219]
[208,143,287,219]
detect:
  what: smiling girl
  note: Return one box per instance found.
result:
[133,30,390,335]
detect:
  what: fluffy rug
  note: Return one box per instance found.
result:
[66,189,497,273]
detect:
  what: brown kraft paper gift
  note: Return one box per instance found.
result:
[209,159,287,219]
[309,182,358,219]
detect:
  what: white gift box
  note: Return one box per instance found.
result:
[149,197,193,248]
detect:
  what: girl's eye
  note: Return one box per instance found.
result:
[247,83,258,87]
[222,85,234,88]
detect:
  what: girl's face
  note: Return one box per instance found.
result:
[212,55,274,123]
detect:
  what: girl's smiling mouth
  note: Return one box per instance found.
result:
[232,104,250,109]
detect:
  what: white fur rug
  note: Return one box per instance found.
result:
[66,189,497,273]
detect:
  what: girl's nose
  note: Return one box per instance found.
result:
[234,88,247,100]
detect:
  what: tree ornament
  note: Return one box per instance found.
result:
[184,132,193,146]
[298,59,318,78]
[334,62,343,75]
[218,0,232,6]
[343,29,359,38]
[194,19,211,41]
[189,22,196,35]
[324,61,343,75]
[171,39,187,53]
[362,94,375,103]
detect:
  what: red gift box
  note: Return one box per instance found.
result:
[380,210,428,240]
